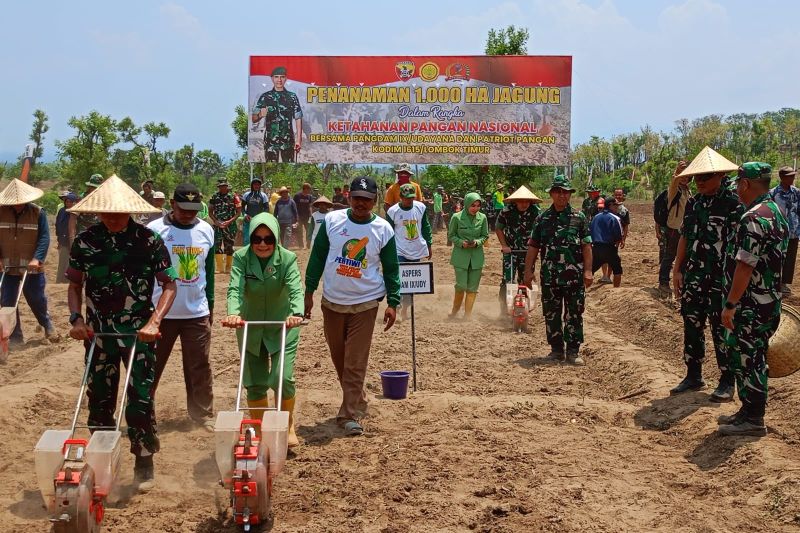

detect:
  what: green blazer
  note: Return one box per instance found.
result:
[227,241,304,355]
[448,192,490,270]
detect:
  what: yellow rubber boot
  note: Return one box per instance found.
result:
[281,397,300,448]
[215,254,224,274]
[225,255,233,274]
[246,397,270,437]
[464,293,477,319]
[449,290,465,318]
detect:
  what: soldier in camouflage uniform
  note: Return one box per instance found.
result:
[66,175,177,491]
[75,173,104,235]
[251,66,303,162]
[671,154,744,399]
[209,178,240,273]
[525,176,593,365]
[717,163,788,436]
[496,186,542,314]
[581,184,602,222]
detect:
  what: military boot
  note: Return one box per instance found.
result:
[547,344,565,362]
[565,346,584,366]
[709,372,735,403]
[134,454,155,492]
[717,407,746,425]
[718,416,767,437]
[670,363,705,395]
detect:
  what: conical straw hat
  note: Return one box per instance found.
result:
[768,304,800,378]
[312,195,333,206]
[505,185,542,203]
[678,146,738,177]
[68,175,160,214]
[0,178,44,205]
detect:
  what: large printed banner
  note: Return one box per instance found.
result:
[248,55,571,165]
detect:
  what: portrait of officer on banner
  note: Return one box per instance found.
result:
[250,66,303,162]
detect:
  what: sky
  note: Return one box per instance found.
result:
[1,0,797,163]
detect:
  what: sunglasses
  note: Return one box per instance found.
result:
[251,235,276,245]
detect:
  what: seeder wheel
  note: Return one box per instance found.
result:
[52,465,101,533]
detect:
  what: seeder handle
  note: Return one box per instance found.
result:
[61,438,88,457]
[234,320,291,412]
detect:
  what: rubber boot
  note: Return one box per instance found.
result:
[281,397,300,448]
[247,397,270,437]
[670,363,705,395]
[709,371,735,403]
[464,293,477,319]
[215,254,224,274]
[449,290,465,318]
[225,255,233,274]
[134,454,155,492]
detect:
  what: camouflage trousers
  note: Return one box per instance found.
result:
[541,284,585,350]
[499,252,527,303]
[214,225,236,255]
[722,307,779,418]
[84,336,159,457]
[680,289,727,371]
[264,146,296,162]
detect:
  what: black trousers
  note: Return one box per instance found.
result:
[783,238,798,285]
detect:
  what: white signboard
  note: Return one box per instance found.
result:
[399,262,434,295]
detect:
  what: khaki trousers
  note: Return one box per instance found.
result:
[321,303,378,421]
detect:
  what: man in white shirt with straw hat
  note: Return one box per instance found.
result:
[0,178,56,351]
[66,175,177,491]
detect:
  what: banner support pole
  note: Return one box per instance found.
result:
[410,293,417,392]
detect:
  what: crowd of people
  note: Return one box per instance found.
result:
[0,149,796,492]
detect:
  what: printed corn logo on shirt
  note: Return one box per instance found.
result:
[173,245,203,283]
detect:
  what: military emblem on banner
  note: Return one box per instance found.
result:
[445,63,471,81]
[419,62,440,82]
[395,60,415,81]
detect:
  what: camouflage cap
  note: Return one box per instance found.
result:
[394,163,413,175]
[85,173,104,187]
[399,183,416,198]
[216,177,229,187]
[271,66,287,76]
[586,184,600,193]
[546,175,576,193]
[737,162,772,181]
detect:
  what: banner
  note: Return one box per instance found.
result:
[248,55,571,166]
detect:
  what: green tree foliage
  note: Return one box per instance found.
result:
[485,25,530,55]
[29,109,49,165]
[55,111,119,190]
[232,105,249,150]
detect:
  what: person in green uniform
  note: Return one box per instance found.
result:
[524,175,593,365]
[223,212,304,448]
[251,66,303,162]
[448,192,489,319]
[209,178,240,273]
[492,182,505,211]
[75,173,104,234]
[581,184,602,222]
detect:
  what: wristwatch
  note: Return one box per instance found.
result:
[69,312,83,325]
[723,300,737,310]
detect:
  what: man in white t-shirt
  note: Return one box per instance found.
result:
[148,183,217,431]
[309,195,333,245]
[386,183,432,321]
[304,177,401,436]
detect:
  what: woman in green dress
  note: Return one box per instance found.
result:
[447,191,489,319]
[222,212,303,447]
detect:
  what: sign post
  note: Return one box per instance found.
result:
[398,261,435,391]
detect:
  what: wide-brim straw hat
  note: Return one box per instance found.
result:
[68,174,160,214]
[505,185,542,204]
[313,195,333,207]
[768,304,800,378]
[0,178,44,205]
[678,146,738,177]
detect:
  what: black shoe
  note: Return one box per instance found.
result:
[717,408,746,425]
[134,455,155,492]
[547,349,565,362]
[718,417,767,437]
[670,376,706,395]
[709,381,735,403]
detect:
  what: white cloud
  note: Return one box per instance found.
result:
[160,2,204,35]
[659,0,729,29]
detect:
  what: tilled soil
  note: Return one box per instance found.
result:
[1,202,799,532]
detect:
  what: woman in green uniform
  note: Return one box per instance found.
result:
[222,212,304,447]
[447,192,489,319]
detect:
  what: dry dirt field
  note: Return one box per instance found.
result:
[1,202,799,532]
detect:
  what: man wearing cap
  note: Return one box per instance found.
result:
[491,183,505,212]
[139,191,168,225]
[251,66,303,162]
[242,176,270,246]
[148,183,216,432]
[432,185,448,233]
[0,179,56,348]
[209,178,240,273]
[590,197,624,287]
[524,176,592,365]
[304,176,400,436]
[384,164,423,213]
[496,186,542,314]
[671,147,744,400]
[66,175,177,490]
[718,163,788,436]
[770,166,800,295]
[581,185,602,222]
[55,191,79,283]
[273,186,299,248]
[386,183,433,322]
[76,173,104,234]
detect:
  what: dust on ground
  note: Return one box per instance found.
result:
[1,201,799,532]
